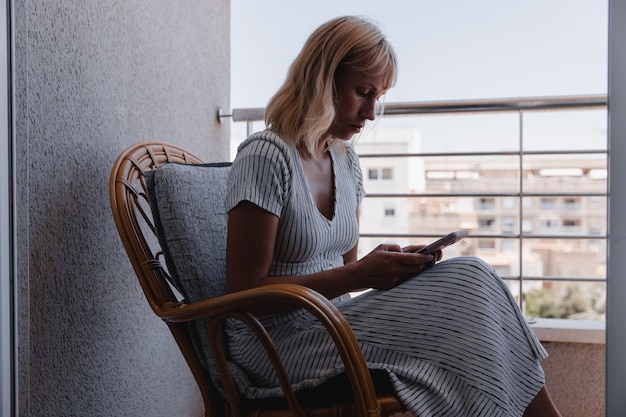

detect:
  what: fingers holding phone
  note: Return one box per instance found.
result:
[401,244,442,263]
[404,230,469,262]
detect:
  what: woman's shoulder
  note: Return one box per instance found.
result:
[236,129,297,161]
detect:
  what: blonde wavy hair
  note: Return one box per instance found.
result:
[265,16,397,156]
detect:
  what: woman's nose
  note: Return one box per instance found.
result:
[361,99,376,121]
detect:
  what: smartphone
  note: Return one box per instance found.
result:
[417,230,469,255]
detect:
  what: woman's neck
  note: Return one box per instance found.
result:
[299,137,331,161]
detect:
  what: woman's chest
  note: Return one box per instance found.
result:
[300,155,335,220]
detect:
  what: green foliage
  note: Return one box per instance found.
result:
[525,288,561,318]
[524,283,605,319]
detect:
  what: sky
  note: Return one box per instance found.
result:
[231,0,607,107]
[230,0,608,153]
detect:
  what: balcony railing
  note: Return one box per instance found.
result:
[221,95,608,318]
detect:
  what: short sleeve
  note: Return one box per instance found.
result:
[225,133,292,217]
[345,144,366,205]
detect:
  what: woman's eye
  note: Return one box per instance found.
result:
[358,90,370,97]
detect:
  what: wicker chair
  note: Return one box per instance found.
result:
[109,142,407,417]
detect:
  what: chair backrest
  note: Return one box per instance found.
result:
[146,161,231,304]
[109,142,226,417]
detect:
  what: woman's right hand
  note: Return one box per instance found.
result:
[352,243,436,290]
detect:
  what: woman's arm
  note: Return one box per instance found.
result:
[226,202,436,300]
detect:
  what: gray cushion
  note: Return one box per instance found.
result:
[145,162,231,303]
[146,161,259,394]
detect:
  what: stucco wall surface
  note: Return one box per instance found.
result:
[14,1,230,416]
[542,342,605,417]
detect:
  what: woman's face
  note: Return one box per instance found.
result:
[328,67,387,140]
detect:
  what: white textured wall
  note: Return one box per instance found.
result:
[14,1,230,416]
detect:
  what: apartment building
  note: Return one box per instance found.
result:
[355,124,607,314]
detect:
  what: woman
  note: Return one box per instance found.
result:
[225,15,561,417]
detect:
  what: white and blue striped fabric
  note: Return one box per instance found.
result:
[225,130,547,417]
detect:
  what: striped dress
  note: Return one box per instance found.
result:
[225,129,547,417]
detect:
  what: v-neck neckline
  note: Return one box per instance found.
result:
[298,147,336,222]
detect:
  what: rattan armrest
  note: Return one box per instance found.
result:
[158,284,339,322]
[158,284,381,417]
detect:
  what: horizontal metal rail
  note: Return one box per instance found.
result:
[365,192,607,198]
[359,149,607,158]
[360,233,607,240]
[379,95,607,116]
[219,94,607,123]
[502,276,605,282]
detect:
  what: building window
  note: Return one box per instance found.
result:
[502,217,516,234]
[589,223,602,235]
[588,196,603,209]
[562,219,581,233]
[382,168,393,180]
[502,197,517,209]
[563,197,581,211]
[522,197,534,209]
[478,198,496,210]
[501,239,516,251]
[384,208,395,217]
[478,217,496,231]
[368,167,393,181]
[522,218,534,234]
[539,218,559,232]
[540,197,558,210]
